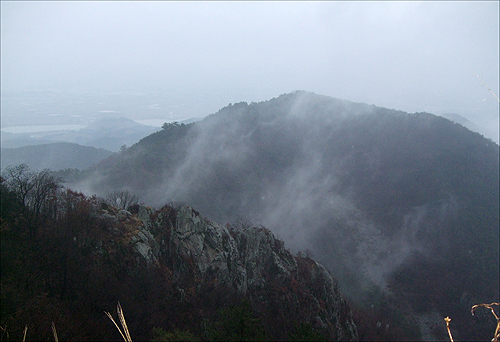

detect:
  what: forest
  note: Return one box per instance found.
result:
[1,164,360,341]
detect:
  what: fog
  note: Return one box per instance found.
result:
[86,91,465,301]
[2,2,498,289]
[1,1,499,139]
[2,5,498,337]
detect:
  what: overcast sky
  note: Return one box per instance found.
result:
[1,1,499,129]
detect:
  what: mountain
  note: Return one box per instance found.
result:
[1,117,159,151]
[76,117,160,151]
[0,175,358,340]
[1,142,114,171]
[439,112,498,143]
[440,112,481,130]
[0,130,62,149]
[70,91,499,340]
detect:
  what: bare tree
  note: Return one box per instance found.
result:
[105,190,141,210]
[231,215,253,230]
[3,164,61,236]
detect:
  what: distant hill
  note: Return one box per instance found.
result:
[1,117,159,151]
[439,112,499,144]
[76,117,161,151]
[440,112,479,128]
[69,91,499,340]
[178,117,203,125]
[1,142,113,171]
[0,131,60,149]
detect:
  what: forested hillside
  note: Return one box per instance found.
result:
[69,91,499,340]
[1,166,358,341]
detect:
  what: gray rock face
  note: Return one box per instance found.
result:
[131,229,158,264]
[105,204,357,340]
[232,224,298,288]
[170,206,248,292]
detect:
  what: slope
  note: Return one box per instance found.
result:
[73,91,499,340]
[1,142,114,171]
[0,175,358,341]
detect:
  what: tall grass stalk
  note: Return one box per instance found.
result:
[105,302,132,342]
[51,322,59,342]
[474,72,500,103]
[444,317,454,342]
[446,302,500,342]
[471,302,500,342]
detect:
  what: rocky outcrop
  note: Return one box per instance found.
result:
[2,183,358,340]
[103,204,358,340]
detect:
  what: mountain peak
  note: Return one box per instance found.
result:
[63,92,498,340]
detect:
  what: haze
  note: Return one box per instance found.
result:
[1,1,499,140]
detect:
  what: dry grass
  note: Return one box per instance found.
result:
[105,302,132,342]
[446,302,500,342]
[1,322,57,341]
[51,321,59,342]
[444,316,454,342]
[475,72,500,103]
[471,303,500,342]
[2,302,131,342]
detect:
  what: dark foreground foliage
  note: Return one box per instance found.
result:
[1,165,354,341]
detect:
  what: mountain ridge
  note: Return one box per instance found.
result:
[1,117,159,152]
[1,142,114,171]
[63,91,499,340]
[0,174,359,340]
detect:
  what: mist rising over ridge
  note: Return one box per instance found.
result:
[71,91,499,340]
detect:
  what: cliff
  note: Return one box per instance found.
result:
[0,176,358,340]
[125,204,358,340]
[76,91,498,340]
